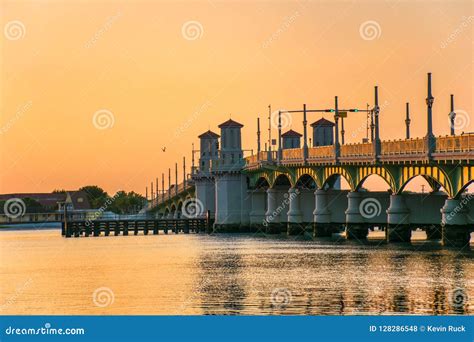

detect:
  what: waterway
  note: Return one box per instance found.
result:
[0,229,472,315]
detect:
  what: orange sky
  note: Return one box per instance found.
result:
[1,0,472,196]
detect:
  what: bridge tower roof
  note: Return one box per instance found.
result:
[198,130,220,139]
[218,118,244,128]
[311,118,335,127]
[282,129,302,137]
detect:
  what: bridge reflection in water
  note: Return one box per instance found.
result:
[189,235,472,315]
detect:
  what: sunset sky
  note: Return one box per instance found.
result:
[1,0,472,196]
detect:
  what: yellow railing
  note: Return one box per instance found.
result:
[381,138,426,155]
[308,146,333,159]
[435,134,474,153]
[246,154,258,165]
[282,148,304,160]
[340,143,373,157]
[245,151,277,166]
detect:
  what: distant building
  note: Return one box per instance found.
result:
[281,129,302,149]
[0,191,91,213]
[311,118,335,147]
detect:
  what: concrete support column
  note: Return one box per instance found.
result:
[287,187,303,235]
[265,188,280,234]
[240,190,251,232]
[313,189,334,237]
[249,189,266,231]
[441,199,470,248]
[386,194,411,242]
[345,191,368,239]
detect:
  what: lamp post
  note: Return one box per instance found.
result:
[425,73,435,158]
[405,102,411,139]
[303,104,308,163]
[449,94,456,136]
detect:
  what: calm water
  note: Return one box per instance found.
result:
[0,229,472,315]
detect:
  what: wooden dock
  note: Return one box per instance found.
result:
[62,218,212,238]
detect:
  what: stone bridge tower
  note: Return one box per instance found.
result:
[213,119,249,231]
[192,130,220,218]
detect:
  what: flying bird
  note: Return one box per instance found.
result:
[161,147,166,152]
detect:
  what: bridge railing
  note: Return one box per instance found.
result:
[282,148,304,161]
[245,150,277,167]
[435,134,473,153]
[149,180,195,208]
[244,133,473,169]
[340,143,373,157]
[308,146,334,160]
[381,137,426,155]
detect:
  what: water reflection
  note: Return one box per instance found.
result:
[0,231,472,315]
[192,236,472,315]
[196,247,246,315]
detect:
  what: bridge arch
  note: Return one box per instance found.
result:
[398,165,453,197]
[295,174,317,190]
[355,166,396,192]
[272,173,292,188]
[255,176,270,189]
[321,166,355,190]
[295,167,322,188]
[455,179,474,199]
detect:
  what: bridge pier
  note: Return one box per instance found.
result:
[249,189,266,232]
[345,191,368,240]
[213,173,247,233]
[441,198,471,248]
[313,189,335,237]
[386,194,411,243]
[425,225,442,240]
[265,188,282,234]
[287,187,304,235]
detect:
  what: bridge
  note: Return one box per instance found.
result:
[147,73,473,248]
